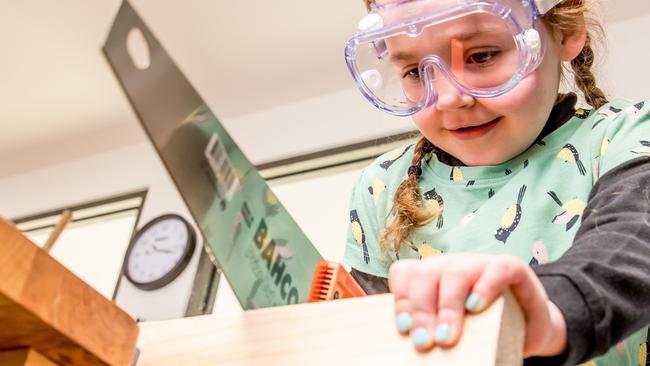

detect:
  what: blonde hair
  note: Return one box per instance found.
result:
[373,0,608,252]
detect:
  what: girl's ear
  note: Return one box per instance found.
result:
[559,19,588,61]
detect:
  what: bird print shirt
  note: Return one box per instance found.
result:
[344,97,650,366]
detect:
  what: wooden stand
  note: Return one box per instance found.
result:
[137,289,524,365]
[0,219,139,365]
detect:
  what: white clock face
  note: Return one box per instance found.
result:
[127,217,191,285]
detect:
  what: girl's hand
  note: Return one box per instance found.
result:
[388,253,567,358]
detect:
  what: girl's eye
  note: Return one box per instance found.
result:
[402,67,420,80]
[467,50,500,65]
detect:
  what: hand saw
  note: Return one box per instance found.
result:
[103,0,328,309]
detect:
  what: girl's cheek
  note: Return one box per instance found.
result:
[494,76,541,110]
[411,115,441,145]
[412,109,439,132]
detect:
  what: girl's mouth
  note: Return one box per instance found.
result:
[450,117,501,140]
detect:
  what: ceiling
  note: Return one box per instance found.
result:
[0,0,366,178]
[0,0,647,178]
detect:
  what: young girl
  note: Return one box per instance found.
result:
[342,0,650,365]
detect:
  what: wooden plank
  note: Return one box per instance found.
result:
[138,291,524,366]
[0,348,58,366]
[0,219,139,366]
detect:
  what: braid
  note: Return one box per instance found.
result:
[380,137,436,252]
[543,0,608,109]
[570,34,608,108]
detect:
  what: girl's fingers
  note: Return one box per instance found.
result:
[388,259,417,297]
[407,262,442,351]
[389,254,560,357]
[468,255,550,354]
[469,255,546,312]
[389,259,417,334]
[389,257,450,350]
[434,261,482,347]
[505,261,552,355]
[467,255,525,312]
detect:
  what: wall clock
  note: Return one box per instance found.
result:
[125,214,196,290]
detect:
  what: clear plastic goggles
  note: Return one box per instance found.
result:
[345,0,559,116]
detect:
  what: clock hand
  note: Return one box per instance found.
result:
[152,245,173,254]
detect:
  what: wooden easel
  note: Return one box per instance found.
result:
[0,218,139,365]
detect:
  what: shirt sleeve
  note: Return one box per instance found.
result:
[343,169,393,278]
[529,156,650,365]
[350,268,390,295]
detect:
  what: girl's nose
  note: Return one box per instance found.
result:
[434,77,475,111]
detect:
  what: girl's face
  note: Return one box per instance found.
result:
[405,22,565,166]
[372,0,582,166]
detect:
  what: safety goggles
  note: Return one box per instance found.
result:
[345,0,562,116]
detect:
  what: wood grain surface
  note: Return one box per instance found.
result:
[0,218,139,366]
[0,348,58,366]
[138,291,524,366]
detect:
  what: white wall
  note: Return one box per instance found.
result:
[222,88,415,165]
[598,13,650,102]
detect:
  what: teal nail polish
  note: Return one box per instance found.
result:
[411,327,431,346]
[465,292,481,311]
[396,312,412,332]
[435,323,451,342]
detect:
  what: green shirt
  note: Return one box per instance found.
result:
[344,99,648,366]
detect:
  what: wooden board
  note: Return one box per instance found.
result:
[138,291,524,365]
[0,219,139,366]
[0,348,58,366]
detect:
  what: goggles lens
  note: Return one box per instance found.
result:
[349,9,533,115]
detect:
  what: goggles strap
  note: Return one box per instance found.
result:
[534,0,563,15]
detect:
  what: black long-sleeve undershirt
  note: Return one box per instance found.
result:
[527,156,650,365]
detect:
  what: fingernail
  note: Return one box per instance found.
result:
[396,312,412,332]
[434,323,451,342]
[465,292,481,311]
[411,327,431,346]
